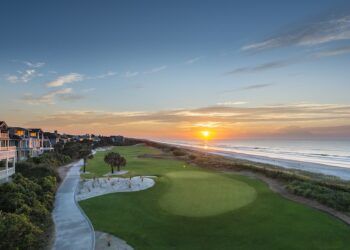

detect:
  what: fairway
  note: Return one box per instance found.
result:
[80,145,350,250]
[159,171,256,217]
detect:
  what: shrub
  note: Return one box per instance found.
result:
[0,212,43,250]
[286,180,350,212]
[172,149,186,157]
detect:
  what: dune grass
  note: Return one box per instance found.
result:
[80,145,350,249]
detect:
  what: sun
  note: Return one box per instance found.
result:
[201,130,211,139]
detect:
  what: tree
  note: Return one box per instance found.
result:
[0,212,43,250]
[104,152,126,173]
[78,143,93,173]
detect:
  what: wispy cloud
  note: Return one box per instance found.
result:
[314,44,350,57]
[217,101,248,106]
[27,103,350,139]
[125,71,139,78]
[226,59,299,75]
[21,88,82,105]
[46,73,83,87]
[82,88,96,93]
[6,69,39,83]
[94,71,117,79]
[22,61,45,68]
[185,56,204,65]
[220,84,273,94]
[144,65,167,74]
[242,13,350,52]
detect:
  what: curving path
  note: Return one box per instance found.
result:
[52,160,95,250]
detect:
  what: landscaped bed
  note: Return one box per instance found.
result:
[80,145,350,250]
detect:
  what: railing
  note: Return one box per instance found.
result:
[0,167,15,180]
[0,132,9,139]
[0,146,16,151]
[0,147,16,160]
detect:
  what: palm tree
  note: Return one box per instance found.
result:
[79,143,93,173]
[104,152,126,174]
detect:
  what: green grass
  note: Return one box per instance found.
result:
[80,145,350,249]
[159,171,256,217]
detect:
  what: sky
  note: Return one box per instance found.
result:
[1,0,350,140]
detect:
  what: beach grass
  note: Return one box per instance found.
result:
[80,145,350,249]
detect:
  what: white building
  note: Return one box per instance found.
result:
[0,121,16,182]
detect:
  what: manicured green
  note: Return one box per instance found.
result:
[159,171,256,217]
[80,145,350,250]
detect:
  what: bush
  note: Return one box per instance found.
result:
[0,212,43,250]
[286,180,350,212]
[188,154,196,160]
[16,162,60,182]
[28,152,71,168]
[0,174,57,249]
[172,149,187,157]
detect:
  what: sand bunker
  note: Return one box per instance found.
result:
[103,170,128,176]
[76,176,155,201]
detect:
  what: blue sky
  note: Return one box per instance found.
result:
[1,0,350,138]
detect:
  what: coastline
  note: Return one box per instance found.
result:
[164,142,350,180]
[144,141,350,226]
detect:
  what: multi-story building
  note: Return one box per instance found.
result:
[9,127,53,161]
[0,121,16,182]
[9,127,31,160]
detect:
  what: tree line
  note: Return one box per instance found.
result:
[0,140,93,250]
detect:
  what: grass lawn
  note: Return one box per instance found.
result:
[80,145,350,249]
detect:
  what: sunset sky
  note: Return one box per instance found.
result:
[1,0,350,140]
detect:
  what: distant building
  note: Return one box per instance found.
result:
[0,121,16,182]
[111,135,125,144]
[44,130,60,146]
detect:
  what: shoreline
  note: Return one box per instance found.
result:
[166,142,350,180]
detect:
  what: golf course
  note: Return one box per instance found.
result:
[79,145,350,249]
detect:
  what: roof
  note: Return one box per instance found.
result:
[9,127,28,131]
[29,128,43,133]
[0,121,8,130]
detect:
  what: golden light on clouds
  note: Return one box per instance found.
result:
[5,102,349,140]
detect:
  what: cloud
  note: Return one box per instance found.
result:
[95,71,117,79]
[22,61,45,68]
[46,73,83,87]
[144,65,167,74]
[228,43,350,75]
[242,13,350,52]
[217,101,248,106]
[6,69,39,83]
[221,84,273,94]
[226,59,299,75]
[22,88,73,105]
[82,88,96,93]
[314,44,350,57]
[125,71,139,78]
[27,103,350,136]
[185,56,204,65]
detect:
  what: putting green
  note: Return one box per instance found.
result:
[159,171,257,217]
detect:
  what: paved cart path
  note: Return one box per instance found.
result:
[52,160,95,250]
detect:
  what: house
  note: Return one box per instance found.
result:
[9,127,31,160]
[28,128,49,157]
[44,131,60,147]
[111,135,125,144]
[9,127,53,160]
[0,121,16,182]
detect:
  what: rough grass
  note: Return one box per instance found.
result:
[80,145,350,250]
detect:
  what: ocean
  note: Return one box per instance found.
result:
[161,139,350,180]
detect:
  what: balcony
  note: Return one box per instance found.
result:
[0,146,17,160]
[0,167,15,182]
[0,132,9,139]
